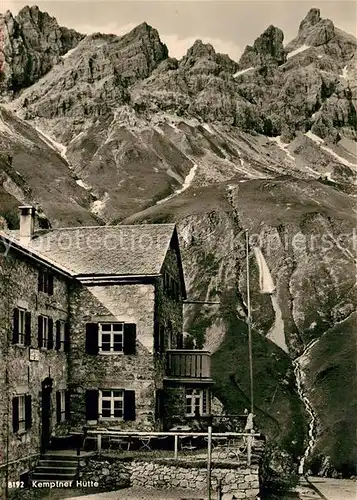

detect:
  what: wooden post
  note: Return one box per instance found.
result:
[174,435,178,460]
[247,434,252,466]
[217,477,222,500]
[97,434,102,454]
[207,426,212,500]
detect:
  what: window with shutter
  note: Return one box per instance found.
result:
[99,390,124,419]
[99,323,124,353]
[38,269,54,295]
[38,316,51,349]
[13,395,26,432]
[13,308,28,346]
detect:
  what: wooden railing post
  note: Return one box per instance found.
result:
[247,434,252,466]
[97,434,102,454]
[174,434,178,460]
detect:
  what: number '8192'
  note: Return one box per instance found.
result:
[8,481,25,488]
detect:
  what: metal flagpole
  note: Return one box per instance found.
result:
[245,230,254,414]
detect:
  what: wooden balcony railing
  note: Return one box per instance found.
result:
[166,349,211,380]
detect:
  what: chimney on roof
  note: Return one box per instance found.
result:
[19,206,36,244]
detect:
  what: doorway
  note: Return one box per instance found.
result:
[41,377,53,451]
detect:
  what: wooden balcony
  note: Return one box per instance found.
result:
[165,349,212,382]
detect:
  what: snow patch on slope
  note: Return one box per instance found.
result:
[340,65,348,79]
[156,163,198,205]
[61,47,79,60]
[91,192,109,216]
[202,123,214,134]
[270,136,296,163]
[233,67,254,77]
[253,247,288,353]
[305,131,357,170]
[35,127,69,163]
[76,179,92,190]
[286,44,310,59]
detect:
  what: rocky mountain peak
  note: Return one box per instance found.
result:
[0,5,83,98]
[186,39,216,58]
[299,7,321,32]
[122,21,169,66]
[239,24,286,69]
[291,7,336,47]
[179,39,238,75]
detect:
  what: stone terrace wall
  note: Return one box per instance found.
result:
[79,456,260,499]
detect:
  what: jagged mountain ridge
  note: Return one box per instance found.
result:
[0,5,356,477]
[0,5,84,98]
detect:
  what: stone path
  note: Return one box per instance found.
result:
[66,487,206,500]
[297,476,357,500]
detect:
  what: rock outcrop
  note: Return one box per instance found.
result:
[239,25,286,69]
[0,5,84,98]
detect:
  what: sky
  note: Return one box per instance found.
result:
[1,0,356,60]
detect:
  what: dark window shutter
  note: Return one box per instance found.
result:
[25,312,31,346]
[12,397,19,433]
[154,320,160,353]
[85,390,99,420]
[37,316,43,348]
[48,274,54,296]
[12,308,19,344]
[86,323,99,355]
[48,318,54,349]
[56,391,61,423]
[25,395,32,430]
[159,325,165,354]
[55,321,61,350]
[64,322,70,353]
[123,323,136,355]
[38,270,43,292]
[65,390,70,420]
[124,390,136,421]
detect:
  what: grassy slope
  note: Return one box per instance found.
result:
[0,108,99,227]
[305,313,357,474]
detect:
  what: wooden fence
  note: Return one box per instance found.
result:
[84,429,263,466]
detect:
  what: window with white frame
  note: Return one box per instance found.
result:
[99,390,124,419]
[18,309,26,345]
[42,316,49,348]
[185,388,209,417]
[99,323,124,353]
[18,395,26,432]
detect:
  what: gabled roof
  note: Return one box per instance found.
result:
[6,224,178,278]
